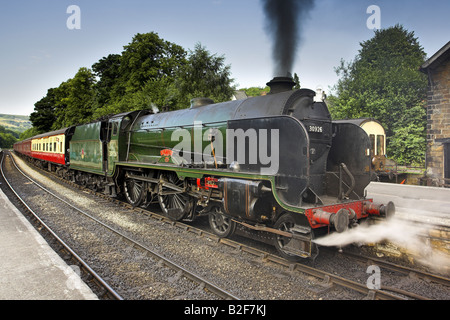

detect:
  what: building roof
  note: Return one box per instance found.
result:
[420,41,450,73]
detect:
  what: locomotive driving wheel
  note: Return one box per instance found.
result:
[273,213,304,262]
[123,171,147,207]
[158,172,193,221]
[208,207,236,238]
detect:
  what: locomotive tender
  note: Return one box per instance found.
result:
[14,76,394,260]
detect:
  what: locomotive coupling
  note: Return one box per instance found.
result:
[364,201,395,219]
[311,209,350,233]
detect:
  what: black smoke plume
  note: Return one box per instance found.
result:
[262,0,315,77]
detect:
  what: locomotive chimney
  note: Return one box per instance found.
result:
[266,74,295,94]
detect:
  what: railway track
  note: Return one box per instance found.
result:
[1,152,238,300]
[0,152,122,300]
[6,151,450,300]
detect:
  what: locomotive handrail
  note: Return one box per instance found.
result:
[125,119,228,132]
[339,163,355,200]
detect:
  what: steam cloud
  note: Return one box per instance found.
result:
[314,215,450,274]
[262,0,315,76]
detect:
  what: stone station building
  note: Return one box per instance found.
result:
[420,41,450,187]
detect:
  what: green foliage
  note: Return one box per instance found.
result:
[30,32,236,132]
[19,127,41,140]
[293,72,301,89]
[172,43,235,108]
[241,86,270,97]
[92,54,121,107]
[94,32,187,116]
[240,72,300,97]
[57,67,97,127]
[0,125,18,148]
[328,25,428,165]
[0,114,31,133]
[30,88,59,132]
[30,68,97,131]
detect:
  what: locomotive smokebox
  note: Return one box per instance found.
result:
[266,75,295,94]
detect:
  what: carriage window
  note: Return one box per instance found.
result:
[377,135,384,156]
[113,122,119,136]
[54,142,57,152]
[369,134,375,156]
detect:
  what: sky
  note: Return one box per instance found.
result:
[0,0,449,116]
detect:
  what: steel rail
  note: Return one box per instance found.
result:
[0,152,123,300]
[7,152,239,301]
[343,251,450,288]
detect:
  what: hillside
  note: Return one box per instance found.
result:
[0,114,32,133]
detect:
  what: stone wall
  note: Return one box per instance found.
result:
[426,57,450,183]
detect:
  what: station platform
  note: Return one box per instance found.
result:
[0,187,98,300]
[366,182,450,226]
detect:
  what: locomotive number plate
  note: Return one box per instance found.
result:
[308,125,323,133]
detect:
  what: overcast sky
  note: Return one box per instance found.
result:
[1,0,449,116]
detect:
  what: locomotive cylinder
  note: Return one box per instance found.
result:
[219,178,272,221]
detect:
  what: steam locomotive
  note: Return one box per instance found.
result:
[14,76,395,260]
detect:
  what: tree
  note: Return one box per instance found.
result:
[328,25,428,165]
[55,67,97,128]
[93,32,187,117]
[92,54,121,107]
[30,88,59,133]
[241,86,270,97]
[20,127,40,140]
[0,125,18,148]
[293,72,301,89]
[173,43,235,108]
[30,32,236,129]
